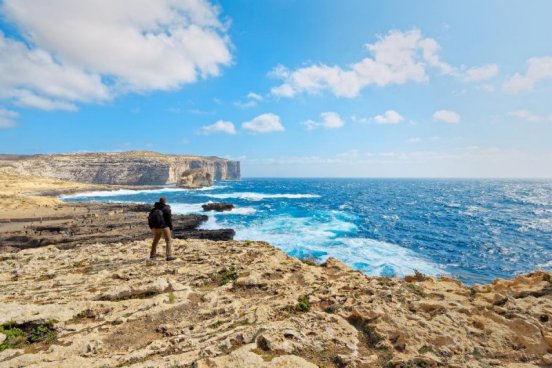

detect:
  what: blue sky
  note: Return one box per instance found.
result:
[0,0,551,177]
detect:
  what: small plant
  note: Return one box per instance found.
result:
[0,323,25,351]
[299,256,319,266]
[296,295,311,312]
[469,287,477,301]
[413,269,427,282]
[0,320,57,351]
[405,282,426,297]
[543,274,551,283]
[167,292,176,304]
[219,268,238,286]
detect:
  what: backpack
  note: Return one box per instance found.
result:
[148,208,166,228]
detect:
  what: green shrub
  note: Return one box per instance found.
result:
[296,295,311,312]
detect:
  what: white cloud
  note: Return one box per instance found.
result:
[242,113,284,133]
[433,109,460,124]
[507,109,549,122]
[270,29,492,98]
[0,0,232,110]
[503,57,552,93]
[374,110,404,124]
[201,120,236,135]
[302,112,345,130]
[247,92,263,101]
[234,92,264,108]
[463,64,499,81]
[0,107,18,128]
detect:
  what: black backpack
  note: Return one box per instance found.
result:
[148,208,166,228]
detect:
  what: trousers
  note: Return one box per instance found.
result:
[150,227,172,257]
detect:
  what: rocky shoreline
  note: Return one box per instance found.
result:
[1,170,552,367]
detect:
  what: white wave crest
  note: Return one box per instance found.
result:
[201,192,320,201]
[60,185,227,199]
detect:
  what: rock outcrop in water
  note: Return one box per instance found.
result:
[0,151,240,185]
[202,202,234,212]
[176,168,213,189]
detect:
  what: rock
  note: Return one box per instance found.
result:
[177,168,213,189]
[173,228,235,241]
[4,151,240,185]
[0,333,6,344]
[202,202,234,212]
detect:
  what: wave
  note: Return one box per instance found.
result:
[334,238,444,277]
[201,192,321,201]
[172,203,256,216]
[60,185,226,199]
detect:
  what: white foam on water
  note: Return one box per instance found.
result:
[60,185,227,200]
[171,203,205,214]
[171,203,257,216]
[200,192,321,201]
[333,237,444,277]
[230,210,442,278]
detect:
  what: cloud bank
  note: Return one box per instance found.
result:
[0,0,232,110]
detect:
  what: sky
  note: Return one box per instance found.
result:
[0,0,551,178]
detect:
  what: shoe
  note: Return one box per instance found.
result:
[166,256,177,261]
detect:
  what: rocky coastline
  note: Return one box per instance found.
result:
[1,168,552,367]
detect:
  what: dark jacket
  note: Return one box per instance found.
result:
[150,202,173,230]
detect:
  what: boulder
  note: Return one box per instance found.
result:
[173,228,235,241]
[177,168,213,189]
[202,202,234,212]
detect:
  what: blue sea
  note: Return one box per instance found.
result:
[62,178,552,285]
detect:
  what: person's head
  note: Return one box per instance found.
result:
[159,197,166,205]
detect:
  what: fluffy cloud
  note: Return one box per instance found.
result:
[242,113,284,133]
[0,107,18,128]
[234,92,264,108]
[503,57,552,93]
[302,112,345,130]
[508,110,551,122]
[0,0,232,110]
[374,110,404,124]
[200,120,236,135]
[270,29,494,98]
[433,110,460,124]
[464,64,499,81]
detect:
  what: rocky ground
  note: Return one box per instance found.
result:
[1,238,552,367]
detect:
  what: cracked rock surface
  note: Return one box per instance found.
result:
[1,238,552,367]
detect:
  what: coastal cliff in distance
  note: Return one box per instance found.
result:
[0,151,240,185]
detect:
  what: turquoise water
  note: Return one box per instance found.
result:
[62,178,552,284]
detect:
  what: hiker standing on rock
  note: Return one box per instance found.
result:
[148,197,176,261]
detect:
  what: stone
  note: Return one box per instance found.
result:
[0,333,6,344]
[202,202,235,212]
[177,168,213,189]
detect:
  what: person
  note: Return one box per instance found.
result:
[148,196,176,261]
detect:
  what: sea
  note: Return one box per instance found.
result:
[61,178,552,285]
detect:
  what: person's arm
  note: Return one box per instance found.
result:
[165,206,173,230]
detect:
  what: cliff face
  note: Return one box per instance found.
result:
[3,151,240,185]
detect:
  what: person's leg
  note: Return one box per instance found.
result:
[150,228,162,258]
[162,227,173,258]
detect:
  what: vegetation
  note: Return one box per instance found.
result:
[167,292,176,304]
[296,295,311,312]
[299,256,320,266]
[218,267,238,286]
[0,320,57,351]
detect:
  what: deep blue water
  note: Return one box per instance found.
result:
[62,178,552,285]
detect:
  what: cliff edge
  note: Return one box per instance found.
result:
[0,151,240,185]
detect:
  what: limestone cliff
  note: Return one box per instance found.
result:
[176,169,213,189]
[2,151,240,185]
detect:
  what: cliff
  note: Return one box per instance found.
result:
[1,151,240,185]
[1,239,552,367]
